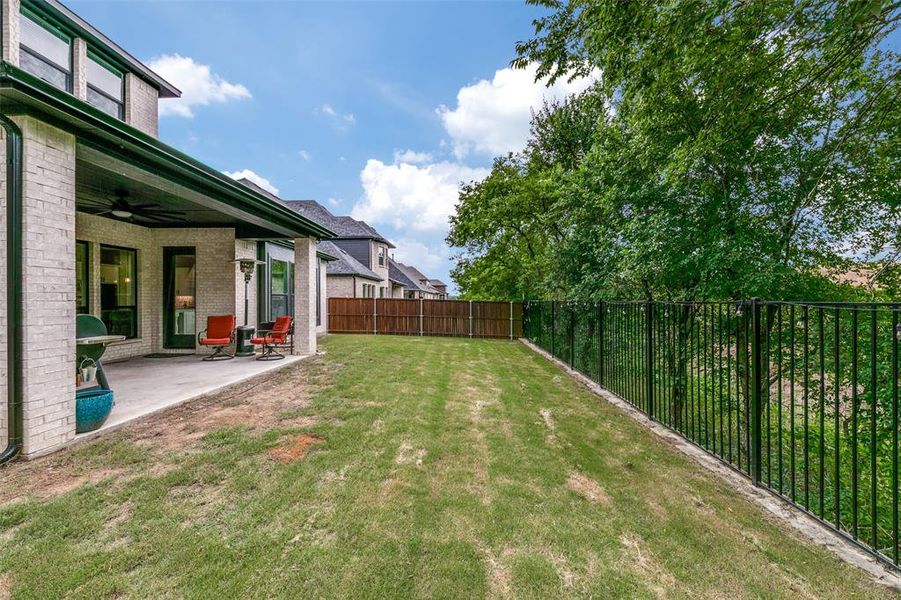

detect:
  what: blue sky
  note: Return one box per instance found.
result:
[66,0,595,293]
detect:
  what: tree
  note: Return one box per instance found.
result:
[448,0,900,302]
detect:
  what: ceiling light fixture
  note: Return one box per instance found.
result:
[111,209,132,218]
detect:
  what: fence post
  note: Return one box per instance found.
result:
[419,298,424,336]
[551,300,556,356]
[646,300,655,421]
[570,302,576,368]
[750,298,763,486]
[469,300,473,338]
[373,297,378,335]
[509,301,514,340]
[598,300,604,385]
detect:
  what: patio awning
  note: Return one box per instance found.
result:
[0,62,336,240]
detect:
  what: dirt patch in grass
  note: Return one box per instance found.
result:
[395,443,426,466]
[619,533,679,598]
[267,434,325,464]
[0,354,333,505]
[566,472,609,503]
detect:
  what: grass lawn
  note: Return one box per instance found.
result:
[0,335,890,598]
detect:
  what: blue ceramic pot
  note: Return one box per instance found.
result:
[75,389,115,433]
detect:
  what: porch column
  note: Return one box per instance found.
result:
[1,0,20,66]
[293,237,317,355]
[16,116,77,456]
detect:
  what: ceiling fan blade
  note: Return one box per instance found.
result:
[131,203,163,210]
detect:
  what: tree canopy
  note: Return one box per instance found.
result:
[448,0,900,301]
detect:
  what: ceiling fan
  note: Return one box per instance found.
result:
[79,189,186,224]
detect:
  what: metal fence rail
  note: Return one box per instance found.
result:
[523,299,900,570]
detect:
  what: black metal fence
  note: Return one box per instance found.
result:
[523,300,900,570]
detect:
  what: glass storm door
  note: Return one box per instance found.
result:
[164,247,196,348]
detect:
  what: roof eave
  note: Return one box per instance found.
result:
[0,62,336,239]
[34,0,181,98]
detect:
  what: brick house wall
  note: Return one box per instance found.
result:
[0,127,7,448]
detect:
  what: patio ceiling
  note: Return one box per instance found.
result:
[76,146,282,237]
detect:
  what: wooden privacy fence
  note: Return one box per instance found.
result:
[328,298,522,339]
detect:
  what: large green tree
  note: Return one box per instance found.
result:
[448,0,900,301]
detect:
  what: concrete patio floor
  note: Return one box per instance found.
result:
[78,352,307,438]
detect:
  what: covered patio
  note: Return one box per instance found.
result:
[78,353,307,438]
[1,62,336,458]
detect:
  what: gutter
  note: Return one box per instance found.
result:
[0,115,23,465]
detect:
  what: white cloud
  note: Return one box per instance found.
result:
[391,238,449,272]
[393,149,433,164]
[327,197,341,208]
[317,104,355,129]
[223,169,279,195]
[437,63,599,158]
[298,149,311,161]
[352,159,488,233]
[148,54,251,118]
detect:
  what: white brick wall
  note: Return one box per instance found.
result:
[317,256,328,335]
[0,127,7,448]
[1,0,20,66]
[17,116,77,456]
[124,73,159,138]
[72,38,87,101]
[293,237,317,355]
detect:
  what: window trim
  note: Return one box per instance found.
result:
[86,50,124,119]
[19,8,73,92]
[268,257,294,319]
[75,240,89,315]
[99,243,138,339]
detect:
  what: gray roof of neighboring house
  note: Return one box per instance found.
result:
[390,259,441,293]
[319,240,381,281]
[282,200,395,247]
[429,279,447,288]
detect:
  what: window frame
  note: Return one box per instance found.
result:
[377,245,386,267]
[86,50,124,119]
[75,240,89,315]
[19,7,73,92]
[268,258,294,319]
[99,244,138,339]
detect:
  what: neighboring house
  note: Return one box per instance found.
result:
[0,0,335,457]
[389,259,446,300]
[283,200,396,298]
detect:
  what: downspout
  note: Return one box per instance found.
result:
[0,114,24,464]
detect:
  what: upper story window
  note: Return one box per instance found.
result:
[377,246,386,267]
[19,11,72,92]
[86,53,124,118]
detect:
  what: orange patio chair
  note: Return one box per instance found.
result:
[197,315,236,361]
[251,315,292,360]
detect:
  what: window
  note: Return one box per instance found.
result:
[270,259,293,318]
[86,53,123,118]
[19,11,72,92]
[377,245,385,267]
[100,245,137,338]
[75,241,89,314]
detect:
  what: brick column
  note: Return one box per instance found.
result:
[72,38,88,101]
[16,116,77,456]
[124,73,159,138]
[1,0,20,66]
[293,237,317,355]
